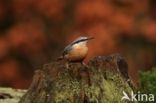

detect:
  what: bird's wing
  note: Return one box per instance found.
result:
[63,44,73,56]
[62,37,81,56]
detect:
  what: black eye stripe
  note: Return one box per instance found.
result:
[71,39,86,46]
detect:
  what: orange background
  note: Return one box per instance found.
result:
[0,0,156,88]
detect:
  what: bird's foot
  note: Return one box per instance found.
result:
[81,62,89,69]
[65,62,70,69]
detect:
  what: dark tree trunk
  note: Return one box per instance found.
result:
[19,54,134,103]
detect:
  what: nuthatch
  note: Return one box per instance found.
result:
[59,36,94,63]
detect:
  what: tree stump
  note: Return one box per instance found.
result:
[19,54,133,103]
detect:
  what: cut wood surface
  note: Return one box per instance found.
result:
[19,54,134,103]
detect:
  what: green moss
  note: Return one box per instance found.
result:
[140,67,156,93]
[54,72,81,103]
[137,67,156,103]
[53,67,132,103]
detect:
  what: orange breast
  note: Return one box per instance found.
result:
[65,45,88,62]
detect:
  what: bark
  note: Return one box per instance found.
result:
[19,54,134,103]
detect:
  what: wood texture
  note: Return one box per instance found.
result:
[19,54,133,103]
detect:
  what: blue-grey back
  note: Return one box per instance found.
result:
[62,36,87,56]
[70,37,87,45]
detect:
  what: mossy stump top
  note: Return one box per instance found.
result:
[19,54,133,103]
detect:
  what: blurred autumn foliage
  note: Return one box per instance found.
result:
[0,0,156,88]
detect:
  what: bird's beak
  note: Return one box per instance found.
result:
[87,37,94,40]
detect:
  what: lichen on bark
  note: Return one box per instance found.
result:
[19,54,134,103]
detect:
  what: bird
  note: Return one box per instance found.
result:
[58,36,93,86]
[58,36,94,65]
